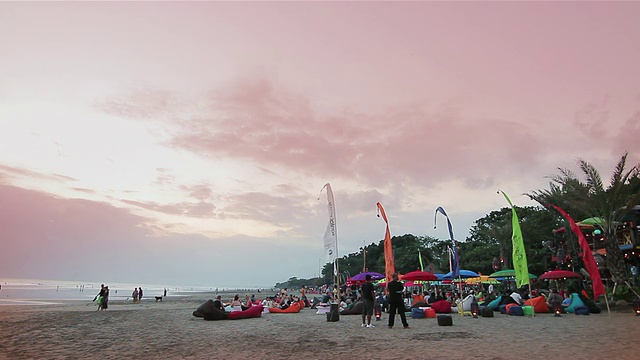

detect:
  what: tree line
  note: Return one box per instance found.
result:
[276,153,639,297]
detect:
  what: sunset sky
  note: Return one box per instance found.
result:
[1,1,639,288]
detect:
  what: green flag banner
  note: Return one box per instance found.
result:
[418,249,424,271]
[498,190,529,288]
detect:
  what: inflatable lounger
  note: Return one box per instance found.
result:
[268,300,304,313]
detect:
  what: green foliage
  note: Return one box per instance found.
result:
[526,152,640,284]
[465,206,562,275]
[274,276,322,290]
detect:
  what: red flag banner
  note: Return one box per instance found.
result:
[376,202,395,282]
[549,204,605,299]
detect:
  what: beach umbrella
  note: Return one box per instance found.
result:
[350,272,385,282]
[489,269,537,279]
[443,269,479,279]
[401,270,438,281]
[577,217,605,226]
[539,270,581,280]
[465,275,494,284]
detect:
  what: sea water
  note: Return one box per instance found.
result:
[0,278,220,305]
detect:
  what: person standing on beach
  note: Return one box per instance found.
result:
[101,286,110,310]
[361,274,376,328]
[387,273,409,329]
[138,287,143,302]
[132,288,139,303]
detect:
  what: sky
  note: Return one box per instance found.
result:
[1,1,639,289]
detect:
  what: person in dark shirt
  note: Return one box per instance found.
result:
[361,274,376,328]
[387,273,409,329]
[213,295,225,311]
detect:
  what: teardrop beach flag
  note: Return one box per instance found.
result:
[497,190,529,288]
[319,184,338,276]
[548,204,605,299]
[434,207,459,279]
[376,202,395,282]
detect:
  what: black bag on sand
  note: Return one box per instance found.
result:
[481,306,494,318]
[327,303,340,322]
[437,314,453,326]
[193,300,216,318]
[194,300,226,320]
[577,294,601,314]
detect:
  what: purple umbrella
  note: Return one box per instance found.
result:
[350,272,385,282]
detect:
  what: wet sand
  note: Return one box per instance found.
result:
[0,293,638,360]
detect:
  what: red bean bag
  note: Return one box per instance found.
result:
[227,304,264,320]
[268,300,303,313]
[431,300,452,314]
[524,296,550,313]
[424,308,437,318]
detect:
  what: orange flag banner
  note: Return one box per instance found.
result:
[376,202,395,282]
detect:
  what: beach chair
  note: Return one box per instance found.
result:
[456,299,472,316]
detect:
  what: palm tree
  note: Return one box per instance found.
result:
[527,153,640,285]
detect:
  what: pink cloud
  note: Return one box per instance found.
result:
[120,199,216,218]
[0,164,77,183]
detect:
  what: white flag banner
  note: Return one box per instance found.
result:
[319,183,338,263]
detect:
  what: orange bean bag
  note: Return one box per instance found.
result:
[524,296,550,313]
[268,300,303,313]
[411,295,425,307]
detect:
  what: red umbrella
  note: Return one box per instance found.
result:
[539,270,581,280]
[401,270,438,281]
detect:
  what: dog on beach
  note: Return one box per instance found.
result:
[155,296,163,302]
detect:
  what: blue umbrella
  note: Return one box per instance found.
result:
[443,269,479,279]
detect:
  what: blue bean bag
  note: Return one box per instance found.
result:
[574,306,590,315]
[488,296,502,310]
[564,293,586,313]
[509,305,524,316]
[411,308,425,318]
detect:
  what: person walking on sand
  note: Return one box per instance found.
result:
[387,273,409,329]
[94,284,105,311]
[361,274,376,328]
[138,287,143,302]
[132,288,139,303]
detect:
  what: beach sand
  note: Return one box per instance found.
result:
[0,293,638,360]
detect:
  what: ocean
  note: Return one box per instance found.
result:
[0,278,226,305]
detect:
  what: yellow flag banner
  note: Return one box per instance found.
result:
[376,202,395,282]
